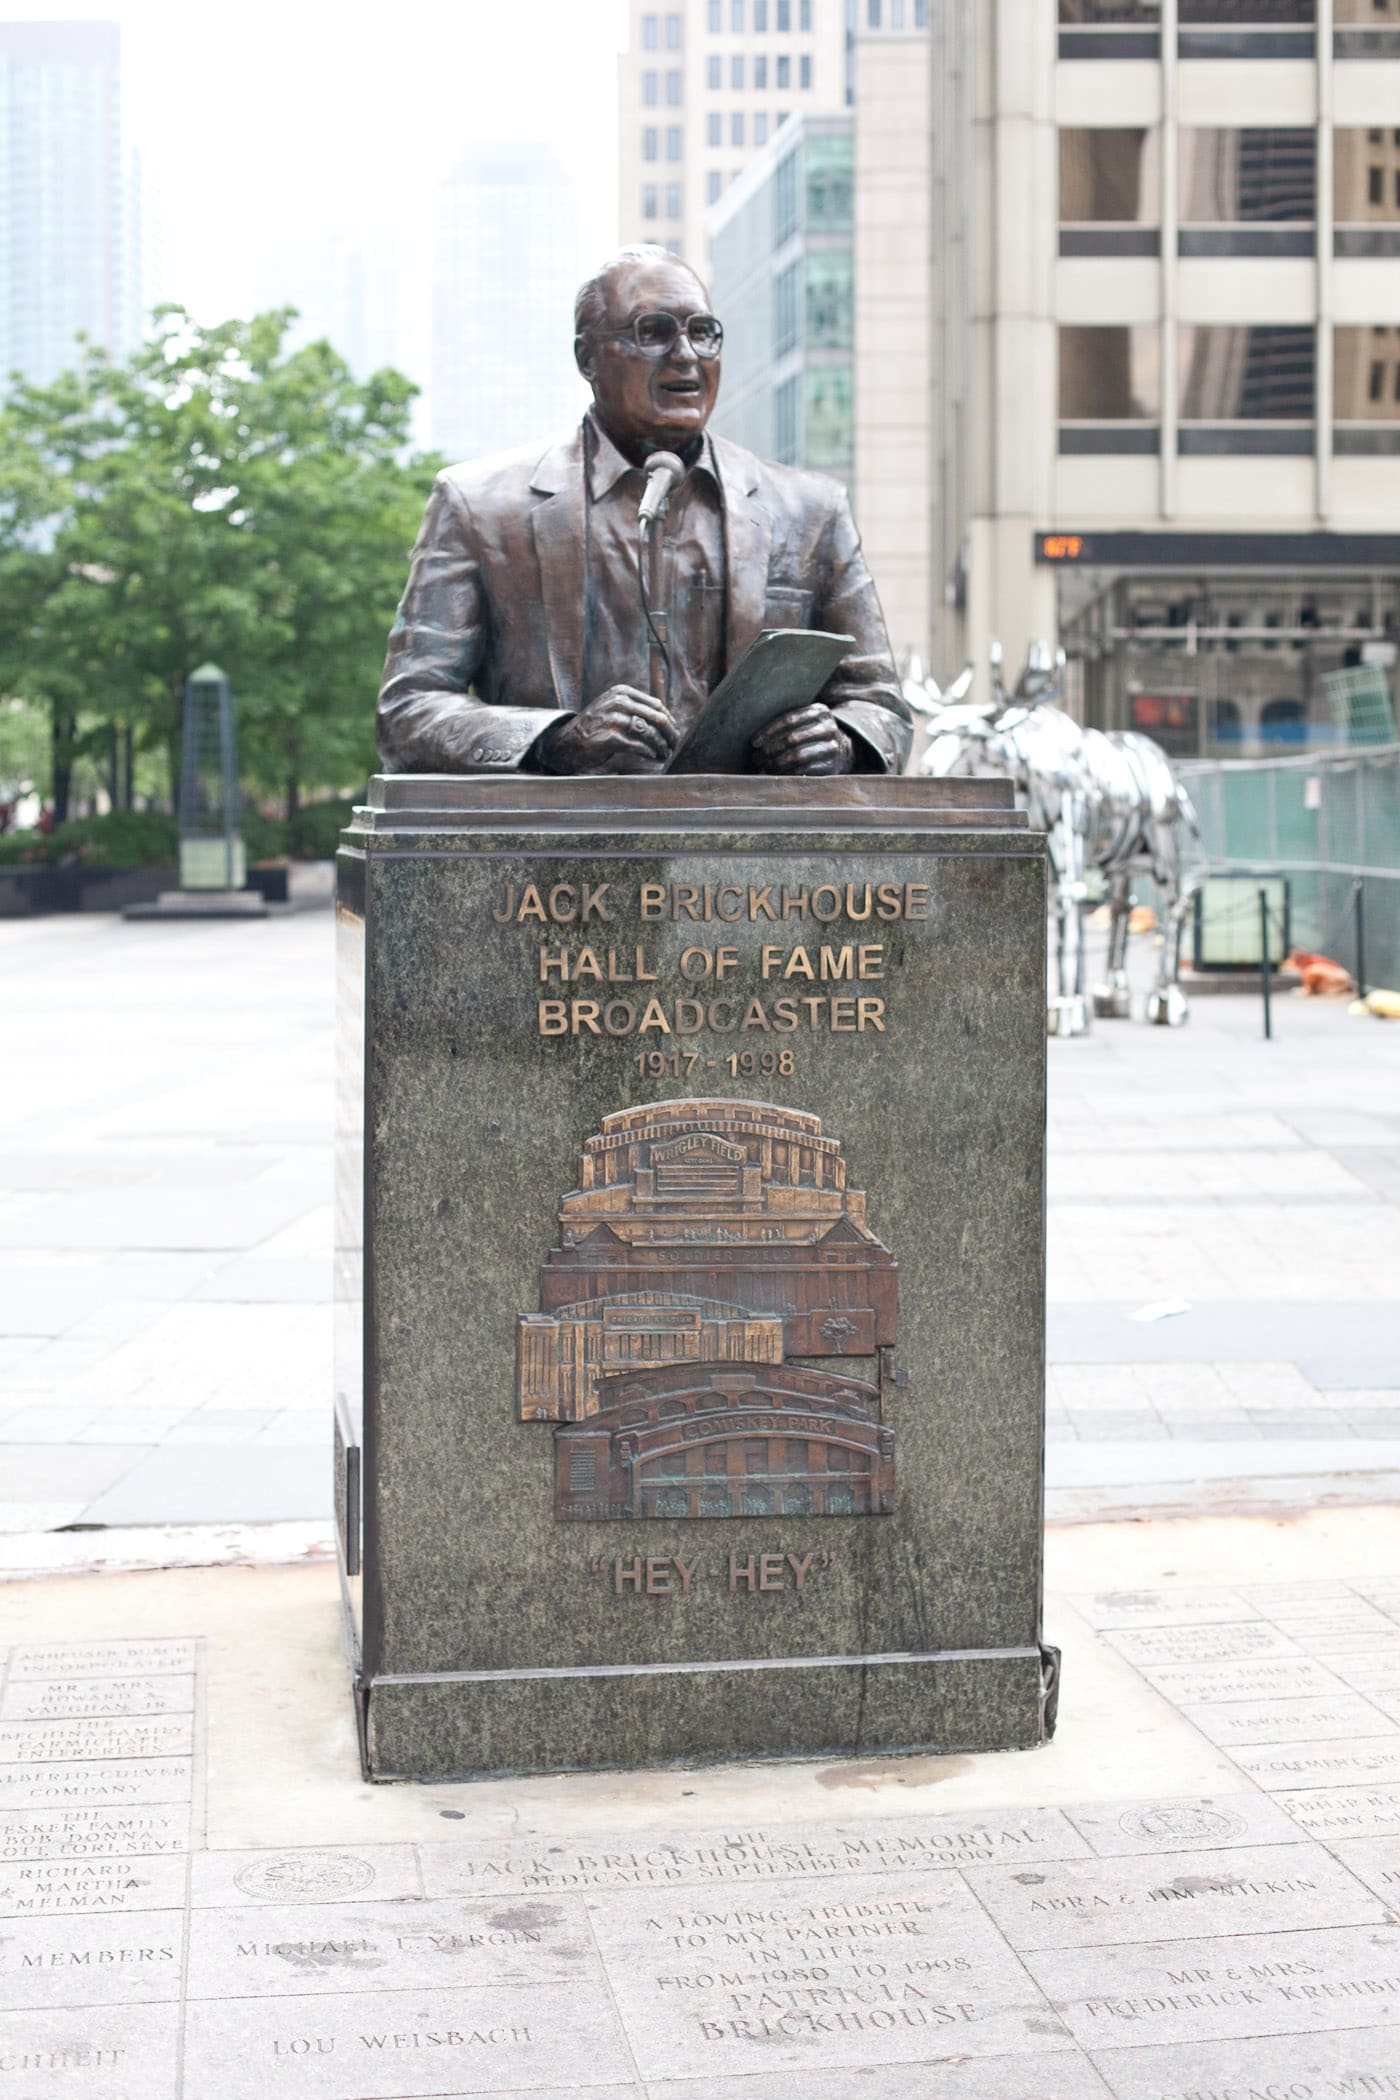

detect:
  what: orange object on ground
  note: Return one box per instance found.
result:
[1284,948,1355,997]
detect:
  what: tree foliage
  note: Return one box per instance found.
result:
[0,308,438,819]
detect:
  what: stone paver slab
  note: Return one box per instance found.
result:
[1065,1793,1305,1858]
[1028,1921,1400,2048]
[0,1675,195,1722]
[9,1641,197,1681]
[191,1844,419,1908]
[0,1805,188,1860]
[185,1894,593,1999]
[1180,1692,1396,1747]
[181,1980,634,2098]
[0,2001,178,2098]
[415,1809,1092,1902]
[586,1868,1072,2078]
[1091,2025,1400,2100]
[0,1850,187,1919]
[0,1909,184,2008]
[1234,1737,1400,1792]
[965,1841,1384,1950]
[0,1717,192,1765]
[0,1760,192,1811]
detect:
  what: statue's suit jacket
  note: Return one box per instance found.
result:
[377,421,912,774]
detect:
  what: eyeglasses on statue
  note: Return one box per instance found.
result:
[605,311,724,359]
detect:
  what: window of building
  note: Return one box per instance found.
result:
[892,0,906,22]
[774,258,800,355]
[643,13,659,47]
[731,110,745,145]
[707,110,722,145]
[774,146,800,243]
[643,68,659,104]
[806,368,854,469]
[731,52,745,85]
[643,126,659,161]
[1179,129,1315,222]
[801,0,812,23]
[755,0,768,23]
[708,168,724,202]
[777,107,789,125]
[1178,324,1315,422]
[732,0,745,24]
[643,183,659,218]
[744,1440,767,1473]
[708,0,721,26]
[807,129,854,225]
[806,250,853,347]
[800,52,812,84]
[915,0,928,20]
[1334,325,1400,450]
[1058,2,1161,19]
[777,0,791,25]
[1060,128,1159,220]
[775,373,800,461]
[666,68,683,104]
[1178,0,1313,19]
[1334,130,1400,254]
[1059,325,1161,419]
[755,53,768,85]
[755,111,769,145]
[777,51,791,84]
[869,0,881,22]
[665,182,682,217]
[666,12,683,46]
[707,54,722,86]
[666,124,682,159]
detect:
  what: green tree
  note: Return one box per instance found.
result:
[0,308,437,821]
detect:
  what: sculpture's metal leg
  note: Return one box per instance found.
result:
[1146,875,1191,1028]
[1093,870,1134,1019]
[1047,799,1091,1038]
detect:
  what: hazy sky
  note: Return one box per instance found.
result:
[8,0,629,331]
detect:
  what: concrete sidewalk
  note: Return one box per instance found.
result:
[3,912,1397,1528]
[3,1508,1400,2096]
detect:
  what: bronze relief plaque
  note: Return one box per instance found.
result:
[517,1097,898,1519]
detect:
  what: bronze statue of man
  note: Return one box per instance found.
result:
[378,244,911,776]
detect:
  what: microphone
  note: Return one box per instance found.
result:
[638,451,685,529]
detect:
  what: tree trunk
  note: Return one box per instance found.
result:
[286,775,300,825]
[51,707,77,824]
[122,723,135,810]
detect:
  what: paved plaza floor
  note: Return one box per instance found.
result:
[2,910,1397,1530]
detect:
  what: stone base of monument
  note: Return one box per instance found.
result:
[336,774,1053,1781]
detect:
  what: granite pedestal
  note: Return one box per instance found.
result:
[335,775,1052,1780]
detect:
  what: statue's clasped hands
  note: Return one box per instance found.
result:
[540,688,854,776]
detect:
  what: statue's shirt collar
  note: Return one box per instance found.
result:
[585,411,719,504]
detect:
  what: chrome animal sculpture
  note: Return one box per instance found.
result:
[904,644,1202,1034]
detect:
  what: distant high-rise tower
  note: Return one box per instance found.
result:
[617,0,858,272]
[430,142,584,465]
[0,20,138,391]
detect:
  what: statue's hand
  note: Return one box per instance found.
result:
[750,703,853,776]
[538,687,679,775]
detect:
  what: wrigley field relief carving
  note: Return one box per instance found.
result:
[516,1099,898,1521]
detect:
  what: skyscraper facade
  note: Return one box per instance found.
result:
[430,142,584,465]
[617,0,864,271]
[0,20,137,392]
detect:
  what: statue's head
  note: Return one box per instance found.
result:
[574,245,722,464]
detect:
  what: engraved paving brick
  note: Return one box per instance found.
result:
[0,1910,184,2010]
[1179,1692,1397,1748]
[1277,1783,1400,1842]
[1105,1624,1303,1668]
[185,1893,594,1998]
[1075,1590,1258,1632]
[9,1642,197,1682]
[181,1981,633,2098]
[1027,1921,1400,2048]
[0,1676,196,1722]
[0,2001,178,2099]
[1065,1794,1305,1859]
[191,1844,419,1908]
[1330,1834,1400,1906]
[963,1842,1384,1951]
[415,1810,1091,1901]
[1090,2025,1400,2100]
[0,1852,187,1919]
[1234,1737,1400,1792]
[1131,1655,1351,1706]
[0,1760,193,1812]
[0,1806,188,1862]
[0,1717,193,1765]
[585,1867,1071,2078]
